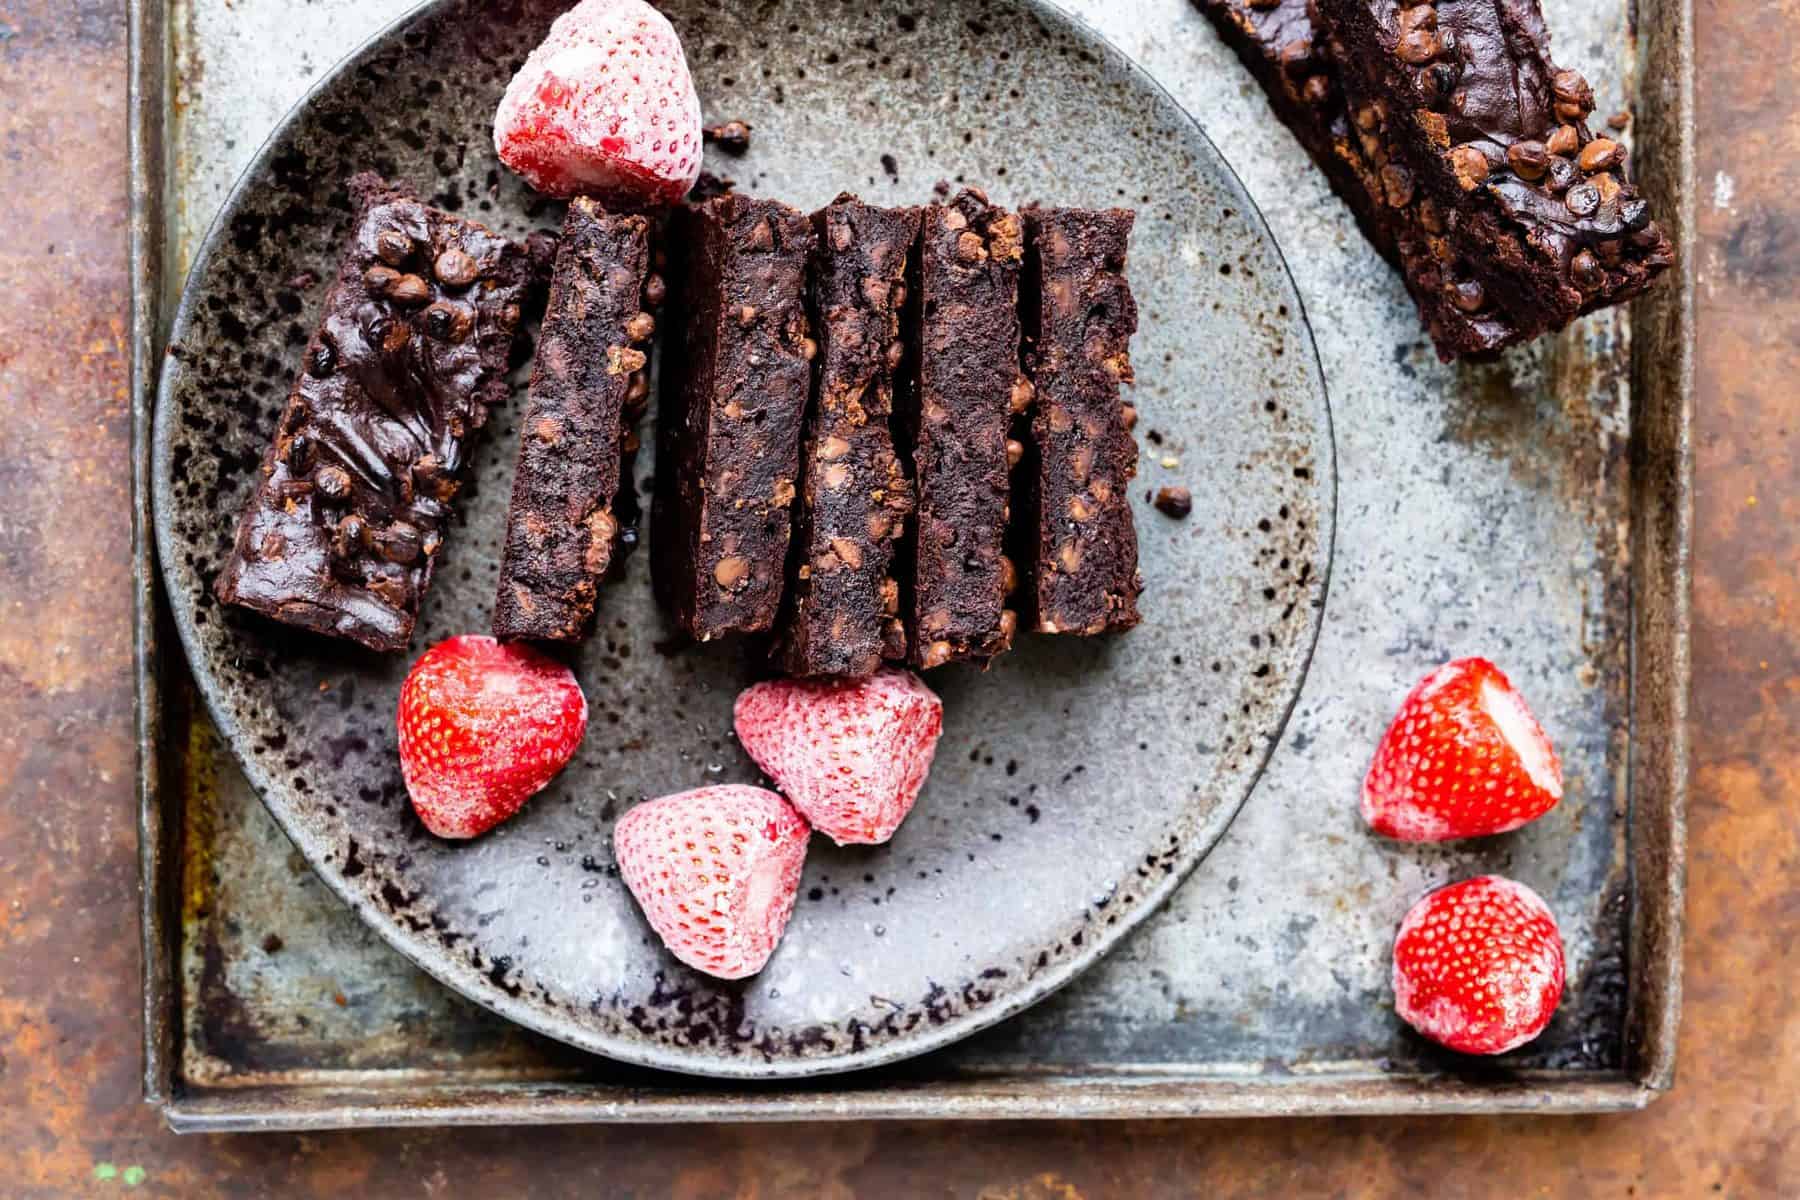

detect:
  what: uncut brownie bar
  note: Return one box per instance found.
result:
[1019,206,1143,637]
[651,194,815,642]
[777,197,920,677]
[493,198,656,643]
[214,172,540,653]
[901,189,1026,670]
[1318,0,1673,332]
[1199,0,1524,359]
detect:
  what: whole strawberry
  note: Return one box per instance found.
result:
[493,0,703,204]
[397,635,588,839]
[613,785,810,980]
[1392,875,1566,1055]
[1362,657,1563,841]
[734,668,944,846]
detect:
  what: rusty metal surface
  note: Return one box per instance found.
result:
[17,0,1800,1190]
[136,0,1679,1119]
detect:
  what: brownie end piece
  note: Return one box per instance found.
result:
[213,172,537,652]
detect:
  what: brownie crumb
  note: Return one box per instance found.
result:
[1154,486,1193,519]
[703,120,753,153]
[261,934,285,954]
[689,171,736,201]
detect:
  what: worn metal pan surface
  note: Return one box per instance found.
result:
[150,0,1334,1078]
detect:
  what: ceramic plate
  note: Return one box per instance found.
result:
[154,0,1334,1077]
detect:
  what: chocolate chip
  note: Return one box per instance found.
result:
[433,248,478,287]
[375,229,413,267]
[315,465,352,500]
[423,302,474,342]
[1552,68,1594,121]
[375,521,423,564]
[1546,157,1580,193]
[1546,124,1580,157]
[332,514,369,558]
[1302,74,1332,105]
[1153,486,1192,519]
[642,273,667,307]
[1506,140,1550,181]
[280,433,313,471]
[1620,197,1652,231]
[1006,438,1025,469]
[1449,145,1490,190]
[1451,279,1486,313]
[1578,137,1623,173]
[1397,28,1439,64]
[364,264,401,294]
[387,274,432,307]
[1564,182,1601,217]
[1571,250,1604,291]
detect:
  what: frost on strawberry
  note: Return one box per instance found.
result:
[733,668,944,846]
[1362,656,1563,841]
[396,635,588,839]
[613,785,810,980]
[493,0,704,204]
[1391,875,1566,1055]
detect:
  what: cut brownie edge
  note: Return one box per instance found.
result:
[900,189,1024,670]
[1020,205,1143,637]
[777,197,920,678]
[650,194,815,643]
[493,197,656,643]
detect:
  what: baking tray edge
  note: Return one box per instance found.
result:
[130,0,1692,1129]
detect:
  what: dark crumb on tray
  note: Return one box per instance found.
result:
[703,120,753,153]
[1154,486,1193,519]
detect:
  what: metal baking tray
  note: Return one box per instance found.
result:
[131,0,1692,1130]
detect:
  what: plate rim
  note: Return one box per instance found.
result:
[151,0,1339,1080]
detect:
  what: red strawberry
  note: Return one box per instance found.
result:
[1362,657,1563,841]
[1392,875,1566,1055]
[397,635,587,839]
[613,785,810,979]
[733,668,944,846]
[493,0,703,204]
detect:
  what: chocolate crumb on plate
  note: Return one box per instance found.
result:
[1154,486,1193,519]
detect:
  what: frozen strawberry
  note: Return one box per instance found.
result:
[733,668,943,846]
[613,785,810,979]
[1362,657,1563,841]
[396,635,587,839]
[1392,875,1566,1055]
[493,0,703,204]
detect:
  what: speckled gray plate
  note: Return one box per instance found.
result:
[153,0,1334,1078]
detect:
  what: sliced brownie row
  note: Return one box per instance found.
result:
[650,188,1143,677]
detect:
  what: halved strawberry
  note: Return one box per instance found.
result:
[396,635,587,839]
[613,785,810,980]
[733,668,944,846]
[1392,875,1566,1055]
[493,0,703,204]
[1362,657,1563,841]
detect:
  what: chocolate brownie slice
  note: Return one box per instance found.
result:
[777,197,920,677]
[899,189,1025,669]
[1199,0,1524,359]
[651,195,815,642]
[493,198,656,642]
[214,173,541,653]
[1019,206,1143,637]
[1317,0,1673,331]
